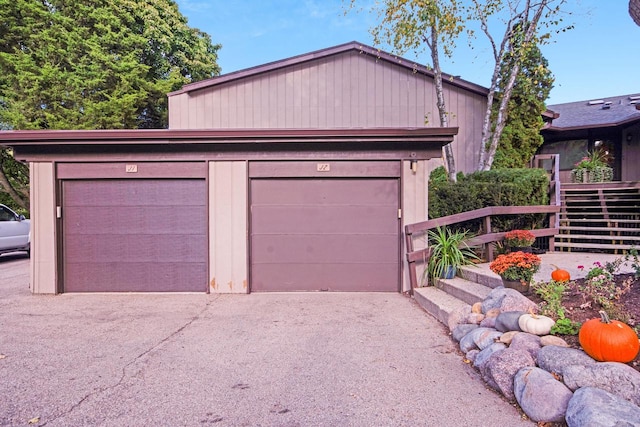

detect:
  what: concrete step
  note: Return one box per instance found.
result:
[413,265,500,328]
[434,276,493,306]
[458,265,503,289]
[413,286,470,326]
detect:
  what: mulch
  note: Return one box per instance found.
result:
[528,273,640,372]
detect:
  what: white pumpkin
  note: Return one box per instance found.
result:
[518,312,555,335]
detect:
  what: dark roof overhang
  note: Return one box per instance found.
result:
[0,127,459,162]
[0,127,457,145]
[541,115,640,133]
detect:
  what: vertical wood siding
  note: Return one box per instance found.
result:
[30,162,57,294]
[402,160,429,291]
[168,50,485,174]
[209,161,248,293]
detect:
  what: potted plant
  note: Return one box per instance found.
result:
[425,227,479,283]
[570,148,614,183]
[503,229,536,253]
[489,251,541,294]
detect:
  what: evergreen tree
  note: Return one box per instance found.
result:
[0,0,221,208]
[492,26,554,169]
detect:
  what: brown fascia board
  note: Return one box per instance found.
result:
[0,127,458,146]
[169,41,489,98]
[542,109,560,119]
[542,115,640,133]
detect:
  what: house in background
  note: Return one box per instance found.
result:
[0,41,491,294]
[539,93,640,183]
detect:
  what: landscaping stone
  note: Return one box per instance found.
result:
[513,367,573,423]
[497,331,518,345]
[473,328,502,350]
[484,308,501,318]
[471,302,483,313]
[540,335,569,347]
[465,349,479,364]
[494,311,524,332]
[459,327,495,353]
[447,303,472,331]
[473,342,506,371]
[481,287,537,313]
[481,348,536,401]
[562,362,640,406]
[536,345,596,376]
[509,333,541,362]
[464,312,485,325]
[451,324,478,343]
[479,316,496,328]
[565,387,640,427]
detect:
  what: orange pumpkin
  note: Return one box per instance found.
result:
[579,311,640,363]
[551,264,570,282]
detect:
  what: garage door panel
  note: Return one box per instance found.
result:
[63,179,206,292]
[251,205,399,234]
[252,234,398,264]
[64,206,205,235]
[251,179,398,205]
[64,180,204,207]
[251,263,398,292]
[64,262,206,292]
[65,235,207,263]
[250,175,399,292]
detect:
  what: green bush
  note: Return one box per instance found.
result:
[428,167,549,233]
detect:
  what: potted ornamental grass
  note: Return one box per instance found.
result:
[489,251,541,294]
[425,226,479,283]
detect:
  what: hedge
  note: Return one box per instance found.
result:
[428,167,550,233]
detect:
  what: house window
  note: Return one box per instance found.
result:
[539,139,588,170]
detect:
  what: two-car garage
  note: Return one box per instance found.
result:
[5,127,455,295]
[57,160,401,293]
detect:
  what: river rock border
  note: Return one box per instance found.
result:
[448,287,640,425]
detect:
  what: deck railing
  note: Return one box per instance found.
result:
[405,154,562,291]
[404,205,560,290]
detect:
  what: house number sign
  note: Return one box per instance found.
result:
[317,163,331,172]
[125,164,138,173]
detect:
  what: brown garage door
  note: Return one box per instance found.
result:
[62,179,207,292]
[250,168,400,292]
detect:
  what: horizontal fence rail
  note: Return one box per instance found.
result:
[405,205,560,291]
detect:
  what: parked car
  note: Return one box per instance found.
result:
[0,204,30,257]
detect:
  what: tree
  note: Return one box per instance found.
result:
[350,0,465,181]
[0,0,221,208]
[492,28,554,169]
[350,0,570,172]
[474,0,569,171]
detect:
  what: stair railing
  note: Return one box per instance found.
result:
[406,210,560,292]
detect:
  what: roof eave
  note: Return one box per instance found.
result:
[0,127,459,146]
[542,115,640,132]
[169,41,489,98]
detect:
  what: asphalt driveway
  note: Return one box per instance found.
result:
[0,255,531,426]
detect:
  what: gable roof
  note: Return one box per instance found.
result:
[545,93,640,131]
[168,41,489,97]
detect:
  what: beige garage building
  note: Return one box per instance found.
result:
[0,42,489,294]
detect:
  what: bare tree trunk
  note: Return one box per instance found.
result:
[476,0,548,171]
[430,27,457,182]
